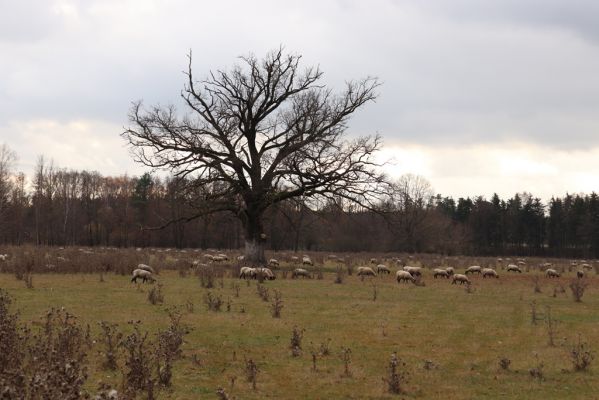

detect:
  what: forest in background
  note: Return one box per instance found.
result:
[1,150,599,259]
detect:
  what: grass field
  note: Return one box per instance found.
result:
[1,259,599,399]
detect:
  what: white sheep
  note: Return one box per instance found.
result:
[545,269,560,278]
[291,256,299,263]
[268,258,280,268]
[581,263,592,271]
[433,268,449,279]
[212,255,227,262]
[482,268,498,279]
[445,267,455,276]
[255,267,276,280]
[403,266,422,277]
[292,268,312,279]
[302,256,313,266]
[0,254,8,261]
[376,264,391,274]
[506,264,522,273]
[370,258,378,265]
[465,266,482,275]
[357,266,377,277]
[138,264,155,274]
[131,269,155,283]
[237,255,245,262]
[239,267,256,279]
[451,274,470,285]
[395,270,415,283]
[577,270,585,279]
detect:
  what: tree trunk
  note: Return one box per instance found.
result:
[242,209,266,264]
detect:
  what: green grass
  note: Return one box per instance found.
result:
[1,268,598,399]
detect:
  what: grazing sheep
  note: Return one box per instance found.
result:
[376,264,391,274]
[239,267,256,279]
[545,269,560,278]
[292,268,312,279]
[237,255,245,262]
[403,266,422,277]
[204,254,215,261]
[395,270,415,283]
[357,266,377,277]
[212,255,227,262]
[506,264,522,273]
[0,254,8,261]
[255,267,276,280]
[291,256,299,263]
[451,274,470,285]
[581,263,592,271]
[577,270,585,279]
[433,268,450,279]
[302,256,313,266]
[268,258,280,268]
[482,268,498,279]
[131,269,155,283]
[465,266,482,275]
[138,264,155,274]
[445,267,455,276]
[370,258,378,265]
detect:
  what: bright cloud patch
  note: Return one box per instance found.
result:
[381,141,599,200]
[3,119,145,176]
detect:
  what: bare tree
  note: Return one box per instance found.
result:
[391,174,434,252]
[0,144,17,239]
[123,48,387,262]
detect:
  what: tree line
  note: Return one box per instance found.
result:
[0,150,597,258]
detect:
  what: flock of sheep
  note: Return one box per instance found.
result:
[21,248,582,287]
[128,252,590,289]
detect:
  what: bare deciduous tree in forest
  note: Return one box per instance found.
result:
[0,144,17,239]
[123,48,387,262]
[392,174,434,252]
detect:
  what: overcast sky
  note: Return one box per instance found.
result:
[1,0,598,200]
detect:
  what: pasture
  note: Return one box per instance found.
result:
[1,247,598,399]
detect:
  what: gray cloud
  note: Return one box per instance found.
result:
[410,0,599,44]
[0,0,63,43]
[1,0,598,196]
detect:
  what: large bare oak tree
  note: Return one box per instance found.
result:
[123,48,388,262]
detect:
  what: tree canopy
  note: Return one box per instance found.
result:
[122,48,387,261]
